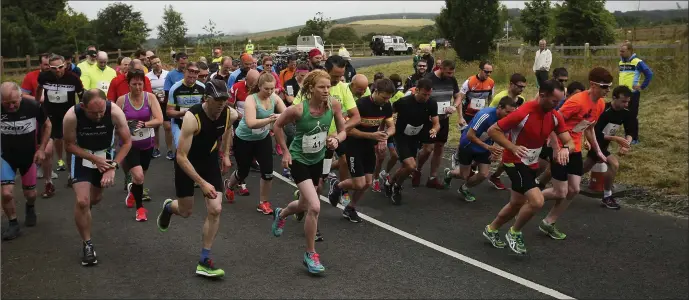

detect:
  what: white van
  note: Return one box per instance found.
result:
[296,35,325,54]
[371,35,414,55]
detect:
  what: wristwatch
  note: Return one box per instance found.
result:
[110,161,120,169]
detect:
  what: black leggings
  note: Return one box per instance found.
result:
[233,134,274,181]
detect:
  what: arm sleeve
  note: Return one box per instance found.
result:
[80,73,91,90]
[342,86,356,111]
[21,73,35,95]
[497,107,527,132]
[168,84,177,105]
[428,100,438,117]
[453,78,460,95]
[471,111,490,132]
[163,73,173,91]
[554,111,567,134]
[144,77,153,93]
[459,80,469,94]
[556,97,581,121]
[638,60,653,89]
[106,78,118,101]
[545,51,552,69]
[623,110,637,138]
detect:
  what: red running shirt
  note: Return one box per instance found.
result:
[556,91,606,152]
[497,100,566,169]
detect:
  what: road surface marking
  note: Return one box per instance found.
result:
[272,171,575,299]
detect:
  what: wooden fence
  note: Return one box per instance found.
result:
[1,43,374,75]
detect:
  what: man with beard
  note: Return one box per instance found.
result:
[404,60,428,92]
[228,54,254,87]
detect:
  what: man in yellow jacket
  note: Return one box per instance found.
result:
[80,51,117,96]
[245,39,255,55]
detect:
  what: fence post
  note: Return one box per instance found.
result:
[518,44,524,65]
[584,42,590,65]
[676,40,682,57]
[117,49,122,57]
[25,55,31,72]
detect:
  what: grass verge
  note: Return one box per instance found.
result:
[358,59,688,215]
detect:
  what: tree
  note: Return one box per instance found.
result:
[520,0,554,45]
[436,0,502,61]
[553,0,617,46]
[1,0,68,56]
[201,19,222,47]
[157,5,188,47]
[298,12,333,38]
[42,5,95,55]
[327,27,360,44]
[93,3,150,51]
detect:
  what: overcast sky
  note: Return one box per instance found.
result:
[68,1,687,37]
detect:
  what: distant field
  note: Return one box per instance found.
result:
[346,19,434,26]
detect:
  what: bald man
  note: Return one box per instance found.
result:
[117,57,131,75]
[1,82,51,240]
[349,74,371,99]
[107,58,153,102]
[81,51,117,95]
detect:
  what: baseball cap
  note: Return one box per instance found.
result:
[205,79,230,100]
[240,53,253,63]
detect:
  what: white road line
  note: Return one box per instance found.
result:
[272,171,575,300]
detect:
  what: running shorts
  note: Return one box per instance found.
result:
[394,135,421,163]
[457,147,491,166]
[539,143,553,160]
[344,140,376,177]
[161,102,170,121]
[233,135,273,180]
[71,150,114,188]
[550,152,584,181]
[421,117,449,144]
[290,159,323,186]
[503,163,538,195]
[124,147,154,171]
[174,155,223,198]
[0,157,37,190]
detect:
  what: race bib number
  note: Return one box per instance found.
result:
[251,124,269,135]
[302,131,327,154]
[286,86,294,97]
[520,148,542,166]
[47,90,68,104]
[97,81,110,93]
[469,98,486,110]
[132,127,153,141]
[403,124,423,136]
[82,150,107,169]
[602,123,620,136]
[437,101,451,114]
[572,120,594,133]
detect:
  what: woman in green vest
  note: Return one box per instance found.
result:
[270,69,347,274]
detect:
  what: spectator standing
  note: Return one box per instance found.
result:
[533,39,552,88]
[618,41,653,145]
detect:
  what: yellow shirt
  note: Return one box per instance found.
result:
[77,60,97,76]
[489,90,525,107]
[293,81,356,134]
[81,66,117,95]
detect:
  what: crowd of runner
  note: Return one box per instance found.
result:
[1,41,649,276]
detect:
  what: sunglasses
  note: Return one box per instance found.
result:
[592,81,612,89]
[558,79,568,83]
[264,64,273,67]
[482,70,493,74]
[186,69,200,74]
[514,84,527,89]
[50,64,65,70]
[198,74,208,79]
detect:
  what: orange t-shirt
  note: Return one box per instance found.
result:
[279,68,295,86]
[557,91,606,152]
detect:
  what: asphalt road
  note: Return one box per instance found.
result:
[349,55,410,69]
[2,138,686,299]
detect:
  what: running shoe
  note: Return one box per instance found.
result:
[458,186,476,202]
[450,152,459,170]
[391,183,402,205]
[282,168,292,180]
[482,225,506,248]
[2,222,20,240]
[25,204,36,227]
[37,167,43,179]
[151,148,161,158]
[125,183,135,208]
[66,176,73,188]
[384,179,393,198]
[142,188,151,201]
[601,196,621,210]
[411,169,421,187]
[271,207,286,237]
[81,242,98,266]
[327,178,341,207]
[303,252,325,274]
[315,229,324,242]
[426,177,443,189]
[166,151,175,160]
[238,183,250,196]
[51,171,58,179]
[135,207,148,222]
[157,199,173,232]
[56,159,66,171]
[372,179,381,193]
[257,201,274,215]
[442,168,453,189]
[343,206,362,223]
[196,258,225,277]
[224,179,235,204]
[505,229,527,254]
[538,220,567,240]
[42,181,55,198]
[488,176,506,190]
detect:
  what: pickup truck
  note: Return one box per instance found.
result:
[277,35,326,54]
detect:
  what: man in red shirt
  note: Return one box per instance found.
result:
[538,67,611,241]
[482,79,574,255]
[107,59,152,102]
[20,53,51,100]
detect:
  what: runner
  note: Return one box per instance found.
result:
[329,78,395,222]
[271,69,348,274]
[582,85,635,209]
[197,62,210,84]
[348,74,371,99]
[540,68,612,241]
[63,89,132,265]
[80,51,117,95]
[115,70,163,221]
[1,82,51,240]
[146,55,169,159]
[107,59,152,103]
[536,81,586,189]
[156,79,238,278]
[443,97,517,202]
[163,52,189,160]
[403,60,427,92]
[282,63,309,178]
[76,46,98,76]
[372,75,405,193]
[35,54,84,192]
[383,78,439,205]
[485,73,527,190]
[209,56,233,85]
[279,55,297,85]
[412,60,461,189]
[228,69,260,196]
[168,62,206,155]
[228,53,254,87]
[224,72,286,214]
[307,49,324,71]
[482,79,572,255]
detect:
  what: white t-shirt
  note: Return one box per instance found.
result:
[146,69,169,91]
